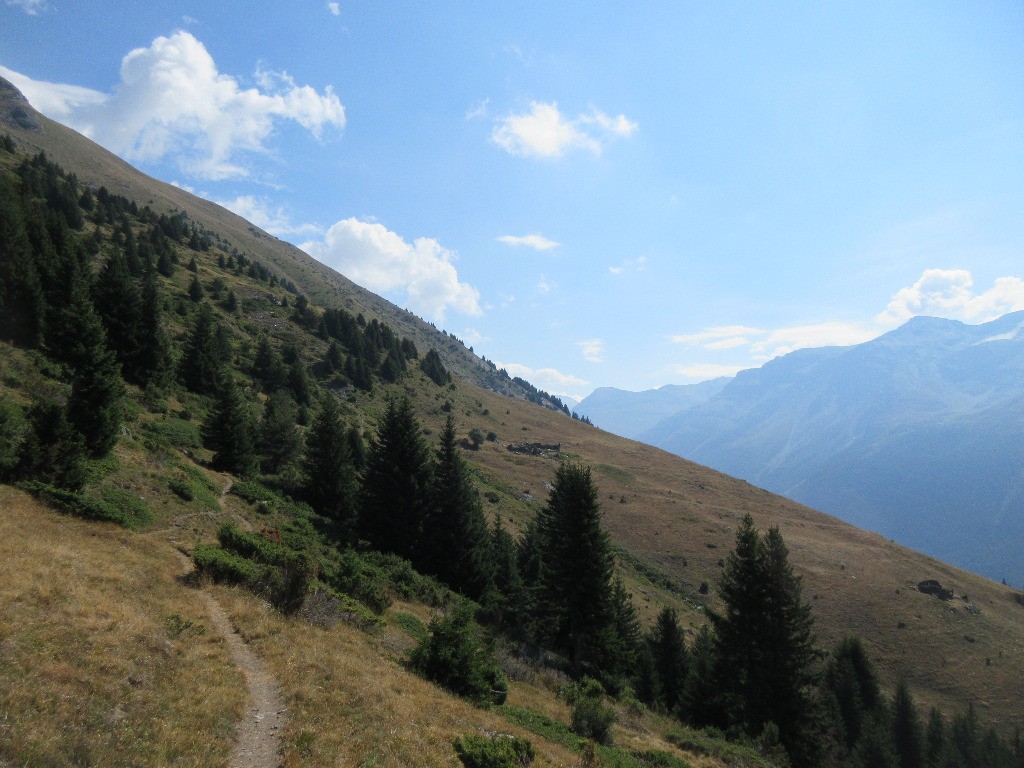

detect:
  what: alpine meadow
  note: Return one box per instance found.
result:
[2,17,1024,768]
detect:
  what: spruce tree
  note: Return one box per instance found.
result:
[536,462,618,677]
[424,415,492,599]
[258,389,302,476]
[924,708,945,768]
[359,396,432,565]
[92,248,143,379]
[650,606,688,715]
[134,269,173,387]
[892,679,924,768]
[204,373,258,477]
[482,516,524,632]
[178,303,227,395]
[711,515,821,766]
[16,399,87,489]
[0,174,46,347]
[302,393,358,540]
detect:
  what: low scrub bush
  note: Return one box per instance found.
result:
[168,476,194,501]
[17,481,148,529]
[565,678,616,746]
[453,733,535,768]
[410,603,508,706]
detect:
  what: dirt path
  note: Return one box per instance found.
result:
[169,474,285,768]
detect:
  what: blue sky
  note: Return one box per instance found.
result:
[3,1,1023,400]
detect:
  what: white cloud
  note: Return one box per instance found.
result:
[536,274,556,294]
[465,99,489,120]
[577,339,605,363]
[749,322,878,359]
[327,2,340,15]
[491,101,636,159]
[6,0,45,14]
[301,217,481,323]
[215,195,323,238]
[497,233,559,251]
[609,255,647,275]
[0,32,345,180]
[496,361,590,400]
[876,268,1024,326]
[671,326,764,345]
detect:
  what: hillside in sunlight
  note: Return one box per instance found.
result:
[2,77,1023,767]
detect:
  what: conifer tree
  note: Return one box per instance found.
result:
[0,174,46,347]
[483,516,524,632]
[892,679,924,768]
[93,248,144,379]
[204,373,258,477]
[535,462,618,677]
[925,708,946,768]
[15,399,87,489]
[134,269,173,387]
[187,273,204,302]
[178,303,227,394]
[359,396,432,565]
[302,393,358,540]
[650,606,689,715]
[681,624,721,726]
[711,515,820,766]
[424,415,492,599]
[258,389,302,475]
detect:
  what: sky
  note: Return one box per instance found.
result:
[2,1,1023,401]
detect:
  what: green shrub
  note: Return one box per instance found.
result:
[363,550,450,606]
[217,522,291,565]
[453,733,535,767]
[168,476,194,501]
[16,481,145,528]
[320,549,391,614]
[230,478,279,505]
[97,487,153,529]
[566,678,616,746]
[192,543,271,585]
[410,603,508,706]
[150,417,203,449]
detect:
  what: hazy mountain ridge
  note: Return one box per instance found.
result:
[573,377,731,439]
[640,312,1024,584]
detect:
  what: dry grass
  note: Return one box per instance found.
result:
[0,487,245,767]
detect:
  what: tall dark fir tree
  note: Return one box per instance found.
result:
[424,415,492,599]
[302,393,358,540]
[359,396,432,566]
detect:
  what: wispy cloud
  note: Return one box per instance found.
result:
[609,256,647,275]
[215,195,322,238]
[536,274,556,294]
[670,326,764,346]
[491,100,636,159]
[668,363,749,380]
[496,361,590,401]
[0,31,345,180]
[577,339,605,363]
[327,2,340,15]
[497,233,559,251]
[465,99,489,121]
[301,217,480,323]
[6,0,45,14]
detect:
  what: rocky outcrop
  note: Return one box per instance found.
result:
[917,579,954,600]
[0,77,43,132]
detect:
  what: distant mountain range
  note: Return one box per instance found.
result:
[577,313,1024,585]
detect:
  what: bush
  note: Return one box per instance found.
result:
[168,476,194,501]
[453,733,535,768]
[193,543,271,585]
[410,603,508,706]
[17,481,147,528]
[565,678,616,745]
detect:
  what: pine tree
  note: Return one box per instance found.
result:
[134,269,173,387]
[93,248,144,380]
[178,303,227,395]
[203,373,258,477]
[258,389,302,475]
[535,462,618,678]
[924,707,946,768]
[359,396,432,565]
[187,273,204,302]
[15,399,87,489]
[681,624,721,727]
[302,393,358,540]
[0,174,46,347]
[824,636,883,752]
[650,606,688,715]
[892,680,924,768]
[711,515,821,766]
[482,516,524,632]
[424,415,492,599]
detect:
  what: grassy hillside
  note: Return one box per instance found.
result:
[2,79,1023,767]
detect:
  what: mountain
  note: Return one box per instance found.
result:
[3,76,1024,762]
[642,313,1024,585]
[574,378,730,439]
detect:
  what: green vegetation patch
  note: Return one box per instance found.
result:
[17,481,152,530]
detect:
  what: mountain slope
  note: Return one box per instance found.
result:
[3,77,1024,745]
[642,313,1024,585]
[574,378,730,439]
